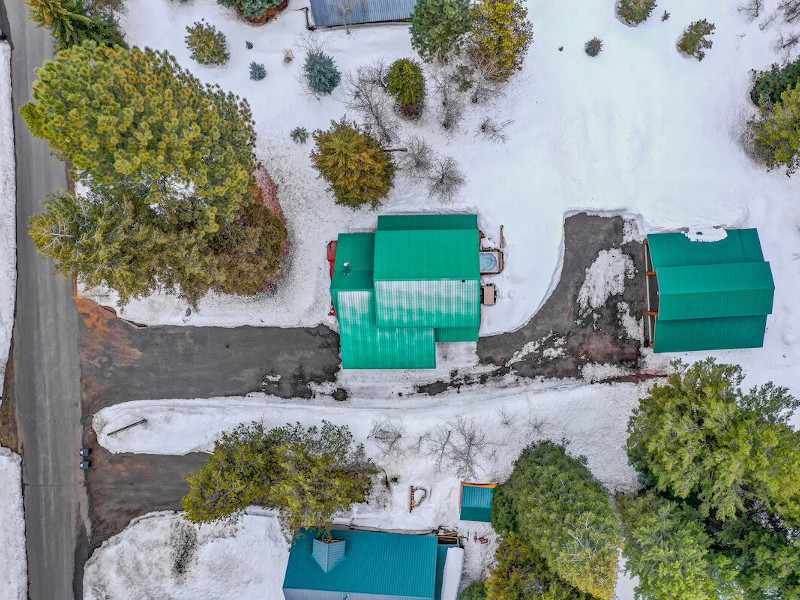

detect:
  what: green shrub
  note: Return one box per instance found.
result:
[410,0,472,62]
[185,21,229,66]
[249,62,266,80]
[751,58,800,107]
[290,127,309,144]
[385,58,426,118]
[459,581,488,600]
[217,0,283,20]
[617,0,657,25]
[677,19,715,61]
[304,50,341,95]
[585,37,603,57]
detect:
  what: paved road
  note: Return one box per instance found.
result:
[3,3,89,599]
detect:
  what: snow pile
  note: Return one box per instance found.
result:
[577,249,635,312]
[0,41,16,400]
[0,448,27,600]
[684,227,728,242]
[83,511,288,600]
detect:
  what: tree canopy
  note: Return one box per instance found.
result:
[468,0,533,82]
[409,0,472,62]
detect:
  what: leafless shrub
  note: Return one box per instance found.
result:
[760,11,778,30]
[283,48,294,63]
[400,136,435,175]
[780,0,800,22]
[739,0,764,21]
[431,68,464,132]
[773,30,800,54]
[427,156,466,202]
[446,417,490,480]
[333,0,356,33]
[344,63,398,145]
[495,405,515,427]
[477,117,512,143]
[368,418,405,458]
[526,415,546,438]
[423,424,454,470]
[469,61,505,104]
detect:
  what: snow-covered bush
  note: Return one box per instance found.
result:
[585,37,603,57]
[185,21,229,66]
[617,0,657,25]
[677,20,715,61]
[249,62,266,80]
[303,50,341,95]
[385,58,426,118]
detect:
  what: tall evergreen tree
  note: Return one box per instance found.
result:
[409,0,472,62]
[626,358,800,523]
[25,0,123,49]
[750,83,800,173]
[468,0,533,82]
[493,442,621,600]
[311,118,395,209]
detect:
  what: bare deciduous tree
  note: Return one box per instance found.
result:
[427,156,466,203]
[477,117,512,143]
[333,0,356,33]
[400,136,435,175]
[422,424,454,471]
[446,416,490,480]
[368,418,405,458]
[495,404,515,427]
[760,11,778,30]
[774,30,800,54]
[430,68,464,132]
[344,63,398,145]
[739,0,764,21]
[780,0,800,22]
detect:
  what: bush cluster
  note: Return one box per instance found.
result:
[304,50,341,95]
[617,0,657,25]
[751,57,800,107]
[677,19,715,61]
[185,21,229,66]
[385,59,426,118]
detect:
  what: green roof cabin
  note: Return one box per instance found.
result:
[330,214,481,369]
[459,483,497,523]
[645,229,774,353]
[282,528,460,600]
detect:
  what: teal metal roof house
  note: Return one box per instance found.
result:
[645,229,775,353]
[459,483,496,523]
[282,528,457,600]
[330,215,481,369]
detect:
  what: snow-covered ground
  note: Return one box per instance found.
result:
[0,41,26,600]
[0,41,16,400]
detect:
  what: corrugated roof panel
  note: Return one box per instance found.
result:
[374,280,480,328]
[312,538,346,573]
[648,229,765,269]
[657,262,775,320]
[435,545,457,600]
[309,0,418,27]
[284,529,437,599]
[337,290,436,368]
[378,214,478,231]
[460,485,494,522]
[374,229,480,281]
[435,326,480,342]
[331,233,375,293]
[653,315,769,353]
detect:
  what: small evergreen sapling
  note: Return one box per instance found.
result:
[385,58,426,118]
[585,37,603,57]
[249,61,266,80]
[290,127,309,144]
[245,40,253,49]
[304,50,341,95]
[678,19,716,61]
[617,0,657,25]
[185,21,229,66]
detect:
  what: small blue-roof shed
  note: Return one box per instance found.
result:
[283,528,447,600]
[309,0,418,27]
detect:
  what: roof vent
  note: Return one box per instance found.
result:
[312,537,346,573]
[343,262,351,275]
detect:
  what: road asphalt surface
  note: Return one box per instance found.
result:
[2,3,89,599]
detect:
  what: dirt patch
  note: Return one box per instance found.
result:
[0,350,19,452]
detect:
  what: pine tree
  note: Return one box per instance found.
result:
[21,41,258,234]
[409,0,472,62]
[493,442,621,600]
[185,20,229,66]
[486,533,595,600]
[677,19,715,61]
[25,0,124,50]
[618,493,740,600]
[750,83,800,173]
[626,358,800,523]
[385,58,426,118]
[303,50,341,95]
[311,118,395,209]
[468,0,533,82]
[183,422,376,529]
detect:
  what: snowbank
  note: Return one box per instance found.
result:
[83,511,289,600]
[0,41,16,400]
[0,448,27,600]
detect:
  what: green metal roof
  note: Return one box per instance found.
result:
[434,545,457,600]
[657,263,774,320]
[377,214,478,231]
[648,229,765,269]
[647,229,774,354]
[330,233,375,293]
[373,229,480,281]
[435,326,480,342]
[374,279,480,329]
[460,485,494,522]
[653,315,769,353]
[336,290,436,369]
[283,529,438,600]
